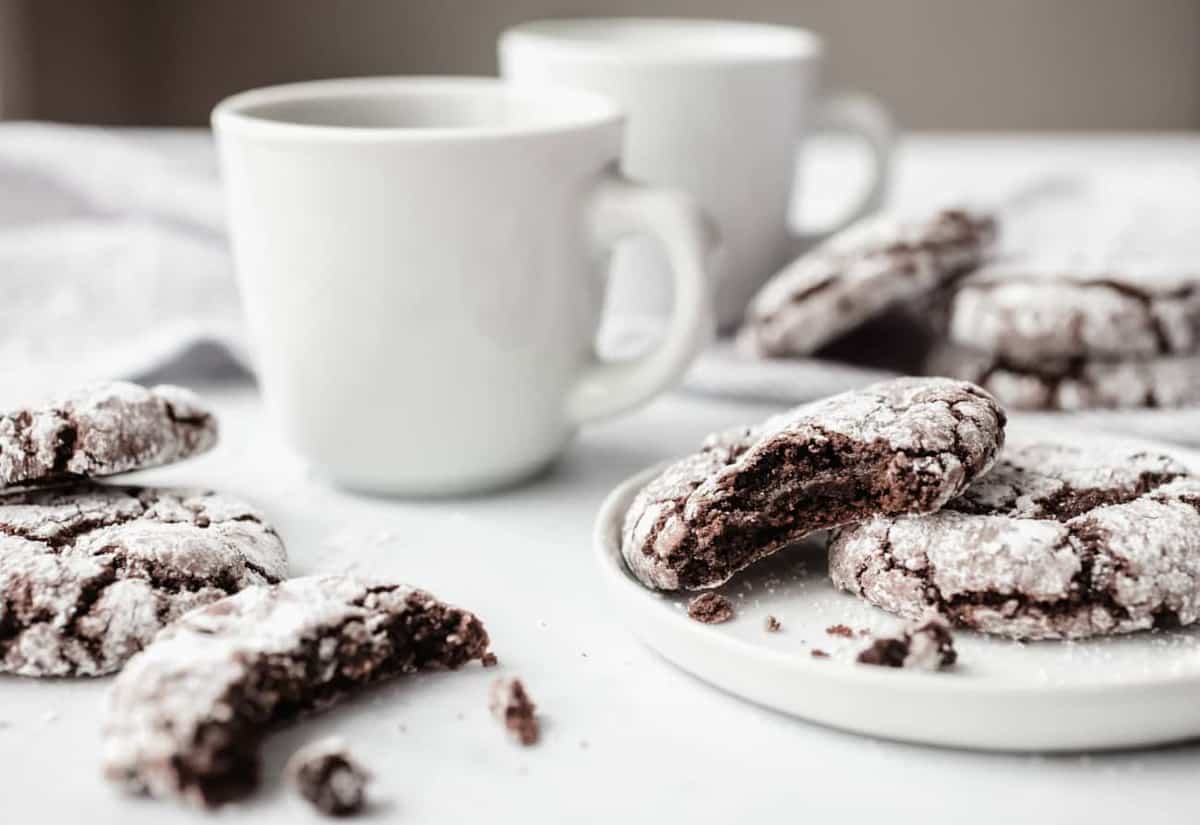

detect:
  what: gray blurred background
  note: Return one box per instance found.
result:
[1,0,1198,130]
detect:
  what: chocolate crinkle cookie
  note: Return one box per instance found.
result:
[101,575,491,808]
[0,382,217,490]
[831,442,1200,640]
[621,377,1006,590]
[0,483,286,677]
[739,207,997,358]
[286,738,371,817]
[490,677,539,746]
[928,343,1200,411]
[857,616,957,671]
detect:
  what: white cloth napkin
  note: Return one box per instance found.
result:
[0,123,249,406]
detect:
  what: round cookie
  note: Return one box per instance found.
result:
[945,265,1200,367]
[622,377,1006,591]
[0,483,287,676]
[102,576,491,807]
[830,443,1200,640]
[927,343,1200,410]
[0,381,218,490]
[739,208,996,358]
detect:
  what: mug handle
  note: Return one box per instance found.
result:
[566,168,716,424]
[794,91,895,249]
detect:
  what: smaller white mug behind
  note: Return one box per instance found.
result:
[500,18,894,330]
[213,77,713,495]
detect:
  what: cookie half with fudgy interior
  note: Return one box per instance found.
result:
[0,483,287,676]
[927,342,1200,410]
[0,382,217,490]
[621,377,1006,591]
[102,575,491,808]
[739,208,996,358]
[830,443,1200,640]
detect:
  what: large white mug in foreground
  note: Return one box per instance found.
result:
[500,18,894,330]
[213,77,713,495]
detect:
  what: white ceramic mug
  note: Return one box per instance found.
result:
[500,18,894,330]
[213,77,713,495]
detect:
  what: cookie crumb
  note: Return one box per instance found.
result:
[286,737,370,817]
[811,649,829,658]
[481,652,499,668]
[858,627,871,637]
[490,678,539,746]
[858,616,956,671]
[765,615,782,633]
[687,592,735,624]
[826,624,854,638]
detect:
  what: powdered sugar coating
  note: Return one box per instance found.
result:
[0,483,286,676]
[929,344,1200,410]
[622,377,1006,590]
[0,382,217,490]
[102,575,490,807]
[830,443,1200,639]
[740,208,996,357]
[946,263,1200,367]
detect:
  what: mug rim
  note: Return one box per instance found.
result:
[500,17,824,65]
[211,75,623,142]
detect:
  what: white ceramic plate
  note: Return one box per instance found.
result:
[594,428,1200,751]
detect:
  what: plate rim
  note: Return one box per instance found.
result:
[593,432,1200,700]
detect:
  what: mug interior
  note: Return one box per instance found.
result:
[213,77,620,136]
[503,17,822,62]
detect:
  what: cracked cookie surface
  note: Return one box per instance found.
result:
[0,483,287,676]
[0,382,217,490]
[830,443,1200,639]
[945,266,1200,367]
[621,377,1006,590]
[102,575,491,808]
[739,208,996,358]
[928,343,1200,410]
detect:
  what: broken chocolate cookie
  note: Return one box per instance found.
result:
[831,442,1200,639]
[687,592,735,624]
[0,382,217,490]
[622,377,1006,590]
[857,616,956,670]
[101,575,491,807]
[0,483,286,676]
[286,737,370,817]
[490,677,539,746]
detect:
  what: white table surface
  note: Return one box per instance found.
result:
[5,133,1200,824]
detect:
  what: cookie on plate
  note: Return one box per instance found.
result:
[102,575,491,807]
[0,382,217,490]
[0,483,287,676]
[830,442,1200,640]
[621,377,1006,590]
[945,266,1200,368]
[739,208,996,358]
[928,343,1200,410]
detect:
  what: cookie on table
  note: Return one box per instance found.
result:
[0,483,286,677]
[928,343,1200,410]
[621,377,1006,591]
[0,382,217,490]
[102,575,491,808]
[945,265,1200,368]
[830,443,1200,640]
[739,208,996,358]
